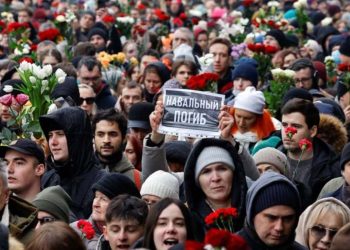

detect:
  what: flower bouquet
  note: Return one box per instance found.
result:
[186,73,219,93]
[205,208,238,233]
[264,68,295,116]
[293,0,309,41]
[115,15,135,40]
[337,63,350,90]
[77,220,95,240]
[324,56,337,87]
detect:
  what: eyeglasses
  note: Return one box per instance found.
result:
[309,225,338,239]
[78,97,95,105]
[294,77,312,84]
[37,216,56,225]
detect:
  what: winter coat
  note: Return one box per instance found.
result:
[238,172,305,250]
[95,83,116,110]
[295,197,350,248]
[95,235,111,250]
[217,67,234,94]
[184,138,248,239]
[318,177,344,199]
[40,107,107,219]
[1,195,38,245]
[71,216,102,250]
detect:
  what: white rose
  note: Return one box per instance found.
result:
[42,64,53,77]
[29,76,37,84]
[3,85,13,93]
[321,17,333,26]
[284,69,296,78]
[293,1,301,9]
[56,15,66,22]
[55,68,67,80]
[271,68,283,77]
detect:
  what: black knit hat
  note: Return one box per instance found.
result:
[252,181,300,218]
[32,186,72,223]
[92,173,141,199]
[339,36,350,57]
[266,29,288,48]
[340,143,350,170]
[165,141,192,167]
[232,62,258,87]
[282,88,313,107]
[0,139,45,164]
[51,77,80,105]
[0,79,24,96]
[88,27,108,42]
[127,102,154,130]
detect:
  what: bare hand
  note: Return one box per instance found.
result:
[149,100,165,143]
[219,105,234,141]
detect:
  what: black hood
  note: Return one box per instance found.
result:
[184,138,247,230]
[39,107,96,177]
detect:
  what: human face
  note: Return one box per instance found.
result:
[153,204,187,250]
[140,56,158,74]
[254,205,296,247]
[125,43,137,59]
[233,78,253,92]
[5,150,43,194]
[121,87,142,113]
[130,128,149,144]
[197,33,208,52]
[209,43,231,76]
[124,140,137,166]
[94,120,124,159]
[80,14,95,30]
[0,97,21,122]
[294,68,313,90]
[144,72,162,94]
[48,130,69,163]
[343,162,350,185]
[257,163,282,175]
[172,30,190,50]
[281,112,317,153]
[142,194,161,209]
[131,66,140,82]
[35,211,56,230]
[79,87,95,115]
[104,218,144,250]
[92,191,111,223]
[198,163,233,205]
[18,11,30,23]
[175,65,193,86]
[0,177,9,211]
[78,65,102,92]
[90,35,106,50]
[308,213,343,250]
[42,55,59,66]
[234,109,257,133]
[264,35,281,50]
[283,54,297,69]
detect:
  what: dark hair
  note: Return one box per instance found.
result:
[289,58,319,89]
[209,37,232,56]
[142,198,194,250]
[92,108,127,139]
[140,49,160,61]
[38,48,63,64]
[281,98,320,129]
[105,194,148,225]
[53,63,77,78]
[79,11,96,22]
[73,42,96,57]
[26,221,86,250]
[171,59,198,77]
[77,56,102,72]
[123,81,144,98]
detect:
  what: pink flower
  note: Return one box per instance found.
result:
[15,94,29,106]
[0,94,13,106]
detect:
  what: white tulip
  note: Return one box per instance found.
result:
[55,68,67,80]
[14,48,22,56]
[32,65,46,79]
[321,17,333,26]
[56,15,66,22]
[19,61,31,72]
[299,0,307,8]
[42,65,53,77]
[293,1,301,9]
[42,80,48,86]
[58,76,65,84]
[29,76,37,84]
[3,85,13,93]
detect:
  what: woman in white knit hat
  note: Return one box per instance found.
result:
[230,86,276,152]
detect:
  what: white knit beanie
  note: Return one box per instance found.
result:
[233,86,265,114]
[140,170,180,199]
[253,147,289,175]
[195,146,235,184]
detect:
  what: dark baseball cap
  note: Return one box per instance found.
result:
[0,139,45,164]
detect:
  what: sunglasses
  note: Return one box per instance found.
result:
[78,97,95,105]
[37,216,56,225]
[309,225,338,239]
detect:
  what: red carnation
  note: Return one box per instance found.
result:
[255,43,264,53]
[4,22,29,33]
[102,15,115,23]
[226,234,250,250]
[205,228,232,247]
[242,0,254,7]
[185,241,205,250]
[179,12,187,20]
[299,138,313,152]
[154,9,170,21]
[173,17,184,27]
[338,63,350,72]
[38,28,60,41]
[77,220,95,240]
[137,3,146,10]
[285,126,297,140]
[264,45,278,54]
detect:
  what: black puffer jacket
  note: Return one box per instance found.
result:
[184,138,247,239]
[39,107,106,219]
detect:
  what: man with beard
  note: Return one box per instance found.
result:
[92,109,141,189]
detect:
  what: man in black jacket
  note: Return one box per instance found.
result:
[39,107,106,220]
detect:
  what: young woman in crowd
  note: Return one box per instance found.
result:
[171,59,198,87]
[38,48,63,67]
[142,198,195,250]
[296,198,350,250]
[124,133,143,171]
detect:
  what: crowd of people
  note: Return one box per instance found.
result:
[0,0,350,249]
